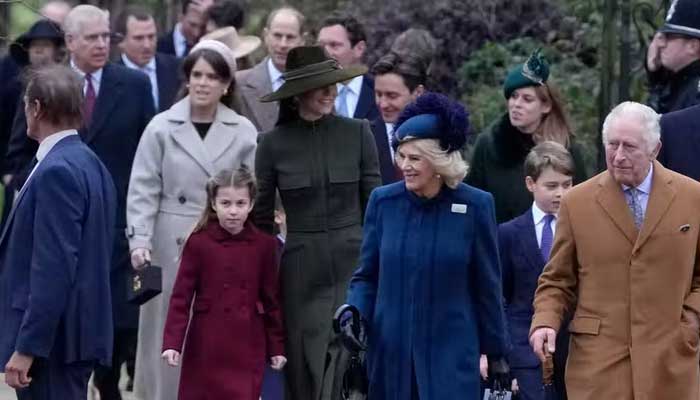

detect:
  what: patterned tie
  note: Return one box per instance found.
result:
[626,188,644,229]
[540,214,555,262]
[336,85,350,117]
[83,73,96,127]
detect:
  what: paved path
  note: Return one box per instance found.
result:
[0,373,138,400]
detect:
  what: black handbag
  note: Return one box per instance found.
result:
[127,262,162,305]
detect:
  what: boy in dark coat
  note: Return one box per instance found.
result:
[498,141,573,400]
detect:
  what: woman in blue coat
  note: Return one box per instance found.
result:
[342,93,510,399]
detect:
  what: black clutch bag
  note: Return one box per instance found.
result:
[127,262,162,305]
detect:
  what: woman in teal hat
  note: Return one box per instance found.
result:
[254,45,381,400]
[466,50,588,223]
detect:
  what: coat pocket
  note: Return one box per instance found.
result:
[278,172,312,190]
[568,316,600,335]
[328,167,360,183]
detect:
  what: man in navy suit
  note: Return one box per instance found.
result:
[370,52,426,184]
[656,104,700,180]
[115,5,182,112]
[497,142,573,400]
[4,5,155,399]
[0,64,116,399]
[156,0,207,58]
[317,12,379,122]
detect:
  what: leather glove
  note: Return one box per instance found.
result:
[333,304,367,353]
[487,356,511,391]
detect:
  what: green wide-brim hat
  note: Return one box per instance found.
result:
[503,49,550,98]
[260,46,367,103]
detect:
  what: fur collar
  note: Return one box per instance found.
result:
[489,113,536,167]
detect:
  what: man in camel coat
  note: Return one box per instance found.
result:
[530,101,700,400]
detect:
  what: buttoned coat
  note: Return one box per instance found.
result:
[531,161,700,400]
[254,114,381,400]
[127,97,257,400]
[162,221,285,400]
[233,58,279,133]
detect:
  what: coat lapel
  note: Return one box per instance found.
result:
[203,104,240,164]
[167,99,216,176]
[85,63,121,143]
[354,75,372,119]
[514,212,545,271]
[244,60,278,130]
[634,161,676,251]
[595,172,638,245]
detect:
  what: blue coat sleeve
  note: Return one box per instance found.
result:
[471,193,507,357]
[15,165,86,357]
[346,189,380,325]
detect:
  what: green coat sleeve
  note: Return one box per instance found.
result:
[359,120,381,214]
[254,132,276,234]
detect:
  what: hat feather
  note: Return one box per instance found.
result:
[392,92,469,152]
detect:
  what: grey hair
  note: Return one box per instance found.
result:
[602,101,661,153]
[398,138,468,189]
[62,5,109,36]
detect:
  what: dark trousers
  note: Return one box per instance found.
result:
[93,328,137,400]
[15,358,93,400]
[512,367,544,400]
[261,365,285,399]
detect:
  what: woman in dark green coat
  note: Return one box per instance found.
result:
[254,46,381,400]
[466,50,588,223]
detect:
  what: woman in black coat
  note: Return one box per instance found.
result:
[466,50,588,223]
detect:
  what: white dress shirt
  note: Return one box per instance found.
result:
[531,202,557,248]
[122,54,159,110]
[70,59,103,96]
[335,75,363,118]
[267,58,285,91]
[173,23,188,58]
[385,122,396,161]
[622,162,654,217]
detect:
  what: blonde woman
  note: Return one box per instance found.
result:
[341,92,509,399]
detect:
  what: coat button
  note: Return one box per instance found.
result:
[176,237,184,245]
[178,196,186,204]
[223,283,230,290]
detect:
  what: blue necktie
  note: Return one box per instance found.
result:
[541,214,555,262]
[336,85,350,117]
[626,188,644,229]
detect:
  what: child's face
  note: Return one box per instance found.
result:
[211,186,254,235]
[526,167,573,215]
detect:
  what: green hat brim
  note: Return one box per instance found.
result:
[260,65,368,102]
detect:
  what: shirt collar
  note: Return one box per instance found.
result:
[267,58,283,84]
[174,23,186,45]
[337,75,363,94]
[121,53,156,72]
[70,59,103,83]
[385,122,394,135]
[532,201,555,225]
[621,162,654,195]
[36,130,78,162]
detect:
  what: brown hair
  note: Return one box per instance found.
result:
[524,140,575,181]
[371,52,427,92]
[192,166,257,233]
[532,82,574,147]
[25,64,83,129]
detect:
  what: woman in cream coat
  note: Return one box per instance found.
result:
[126,40,257,400]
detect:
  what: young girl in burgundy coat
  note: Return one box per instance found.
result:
[161,167,286,400]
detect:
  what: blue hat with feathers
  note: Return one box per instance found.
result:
[392,92,469,153]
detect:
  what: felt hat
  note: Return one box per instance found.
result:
[10,19,64,66]
[659,0,700,39]
[200,27,261,59]
[260,46,367,102]
[392,92,469,153]
[503,49,550,98]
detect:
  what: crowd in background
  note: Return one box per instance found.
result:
[1,0,700,399]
